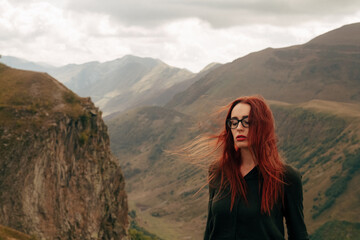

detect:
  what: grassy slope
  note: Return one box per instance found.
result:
[0,63,85,128]
[310,220,360,240]
[271,101,360,233]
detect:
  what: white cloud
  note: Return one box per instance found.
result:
[0,0,132,65]
[0,0,360,72]
[65,0,360,28]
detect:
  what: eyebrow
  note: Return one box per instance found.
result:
[230,115,249,120]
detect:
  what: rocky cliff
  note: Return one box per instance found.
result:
[0,63,128,239]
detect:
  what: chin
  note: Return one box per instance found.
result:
[235,142,248,150]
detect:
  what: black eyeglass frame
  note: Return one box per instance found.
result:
[226,117,250,129]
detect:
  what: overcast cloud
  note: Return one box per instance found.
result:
[1,0,360,72]
[67,0,360,28]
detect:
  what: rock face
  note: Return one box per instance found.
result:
[0,64,128,239]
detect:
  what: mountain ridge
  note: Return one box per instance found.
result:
[0,55,197,116]
[166,22,360,115]
[305,22,360,48]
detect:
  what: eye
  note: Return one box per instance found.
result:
[230,119,238,127]
[242,117,250,127]
[231,122,237,127]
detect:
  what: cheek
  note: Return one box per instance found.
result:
[245,129,251,145]
[231,129,236,139]
[245,128,250,135]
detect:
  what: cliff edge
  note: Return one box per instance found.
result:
[0,63,128,239]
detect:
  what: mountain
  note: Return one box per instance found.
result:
[1,55,198,116]
[106,23,360,239]
[0,55,55,73]
[306,22,360,48]
[166,23,360,115]
[127,62,222,108]
[0,64,128,239]
[83,55,194,116]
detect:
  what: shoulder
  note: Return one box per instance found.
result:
[283,164,304,195]
[208,161,221,190]
[283,164,303,187]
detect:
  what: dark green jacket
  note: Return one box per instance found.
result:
[204,165,309,240]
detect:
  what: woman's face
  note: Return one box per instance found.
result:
[229,102,251,149]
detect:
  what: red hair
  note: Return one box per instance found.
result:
[210,95,284,214]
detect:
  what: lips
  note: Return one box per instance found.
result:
[236,135,247,141]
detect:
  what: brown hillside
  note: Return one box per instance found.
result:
[0,63,82,128]
[166,23,360,115]
[306,22,360,48]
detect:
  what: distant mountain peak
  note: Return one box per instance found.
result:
[0,55,56,72]
[200,62,222,73]
[118,54,163,64]
[306,22,360,47]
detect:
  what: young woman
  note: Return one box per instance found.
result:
[204,95,309,240]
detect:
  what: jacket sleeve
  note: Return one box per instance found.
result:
[204,185,215,240]
[284,166,309,240]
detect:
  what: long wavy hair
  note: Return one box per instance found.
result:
[209,95,285,214]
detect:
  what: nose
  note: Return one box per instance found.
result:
[236,122,244,130]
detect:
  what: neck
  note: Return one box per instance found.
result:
[239,148,256,176]
[240,148,256,176]
[240,147,256,167]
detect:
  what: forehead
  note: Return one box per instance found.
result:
[231,102,251,118]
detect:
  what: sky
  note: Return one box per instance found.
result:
[1,0,360,72]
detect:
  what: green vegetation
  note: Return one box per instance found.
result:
[80,112,91,127]
[316,151,335,164]
[128,213,162,240]
[128,210,163,239]
[0,64,87,131]
[77,112,94,146]
[107,106,196,156]
[273,105,347,168]
[78,130,90,146]
[63,91,80,105]
[312,174,350,219]
[272,105,360,219]
[311,220,360,240]
[312,148,360,219]
[312,199,335,219]
[129,210,137,218]
[343,148,360,175]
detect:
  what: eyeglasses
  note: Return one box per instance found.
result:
[226,117,250,129]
